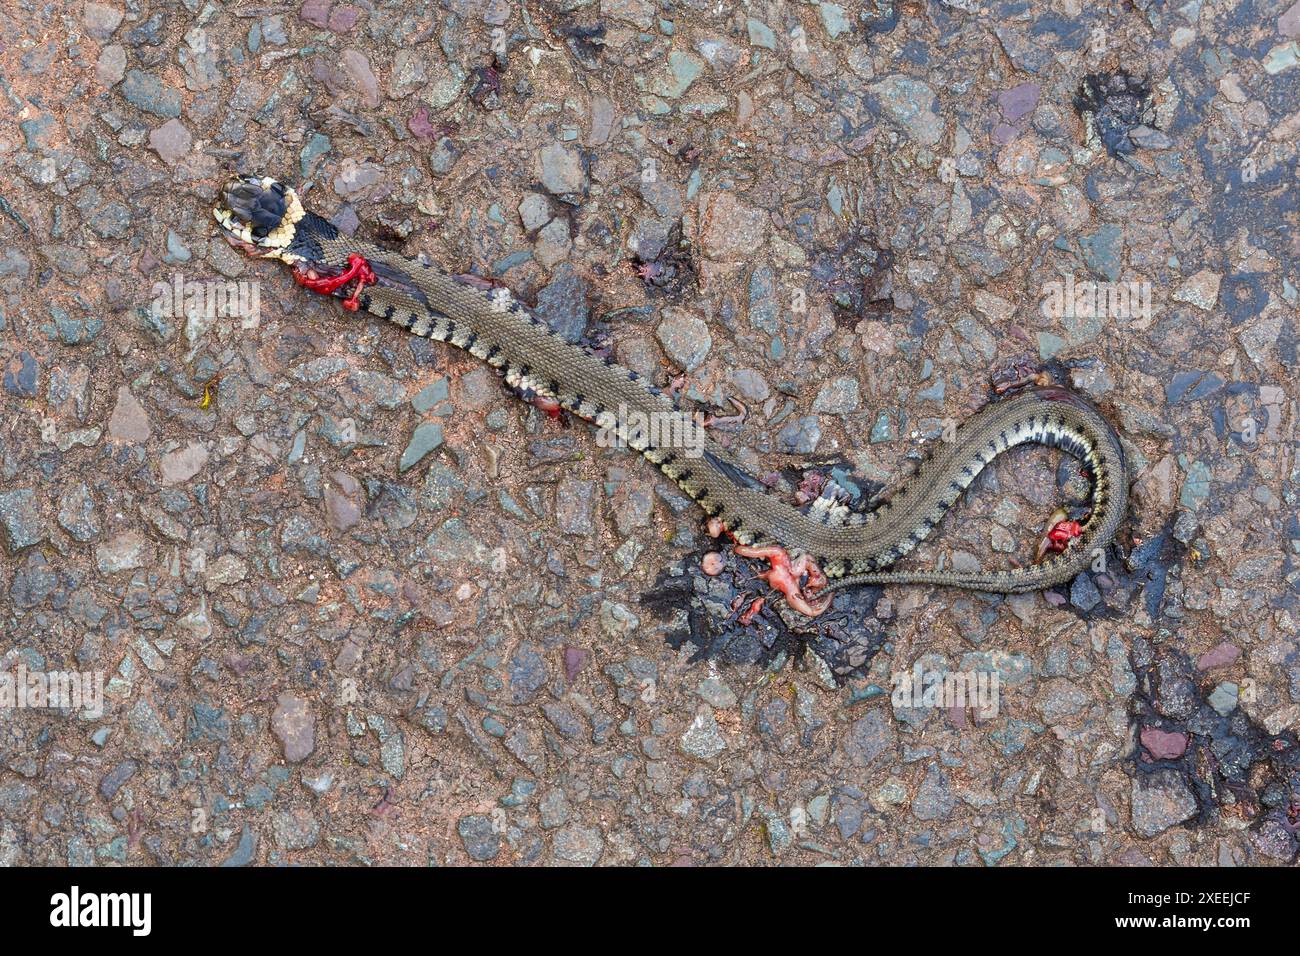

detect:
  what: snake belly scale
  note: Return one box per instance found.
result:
[214,176,1129,599]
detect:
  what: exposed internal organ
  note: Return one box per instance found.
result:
[1036,510,1085,563]
[294,253,377,312]
[707,517,832,618]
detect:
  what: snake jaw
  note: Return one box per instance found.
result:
[215,224,269,257]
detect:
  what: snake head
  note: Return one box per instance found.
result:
[213,175,305,261]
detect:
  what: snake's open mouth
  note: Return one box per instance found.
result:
[217,230,267,257]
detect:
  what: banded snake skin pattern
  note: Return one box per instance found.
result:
[214,175,1129,603]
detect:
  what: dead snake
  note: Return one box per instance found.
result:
[214,175,1128,603]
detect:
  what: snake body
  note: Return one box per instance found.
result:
[214,176,1128,596]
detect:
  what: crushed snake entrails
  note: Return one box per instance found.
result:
[213,175,1130,618]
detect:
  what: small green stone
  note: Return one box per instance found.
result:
[399,421,444,473]
[747,18,776,50]
[412,377,449,412]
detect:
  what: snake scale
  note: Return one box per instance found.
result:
[214,175,1128,606]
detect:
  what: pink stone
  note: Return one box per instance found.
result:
[324,489,360,531]
[108,386,151,443]
[148,118,192,164]
[701,552,726,575]
[1281,1,1300,39]
[339,48,379,107]
[1197,642,1241,671]
[997,82,1041,122]
[408,107,437,140]
[300,0,331,28]
[272,693,316,762]
[1140,727,1188,760]
[563,646,588,683]
[991,122,1019,145]
[327,4,361,32]
[947,703,968,729]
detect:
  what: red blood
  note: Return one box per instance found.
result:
[1044,518,1083,553]
[737,597,765,625]
[530,394,563,419]
[294,253,376,311]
